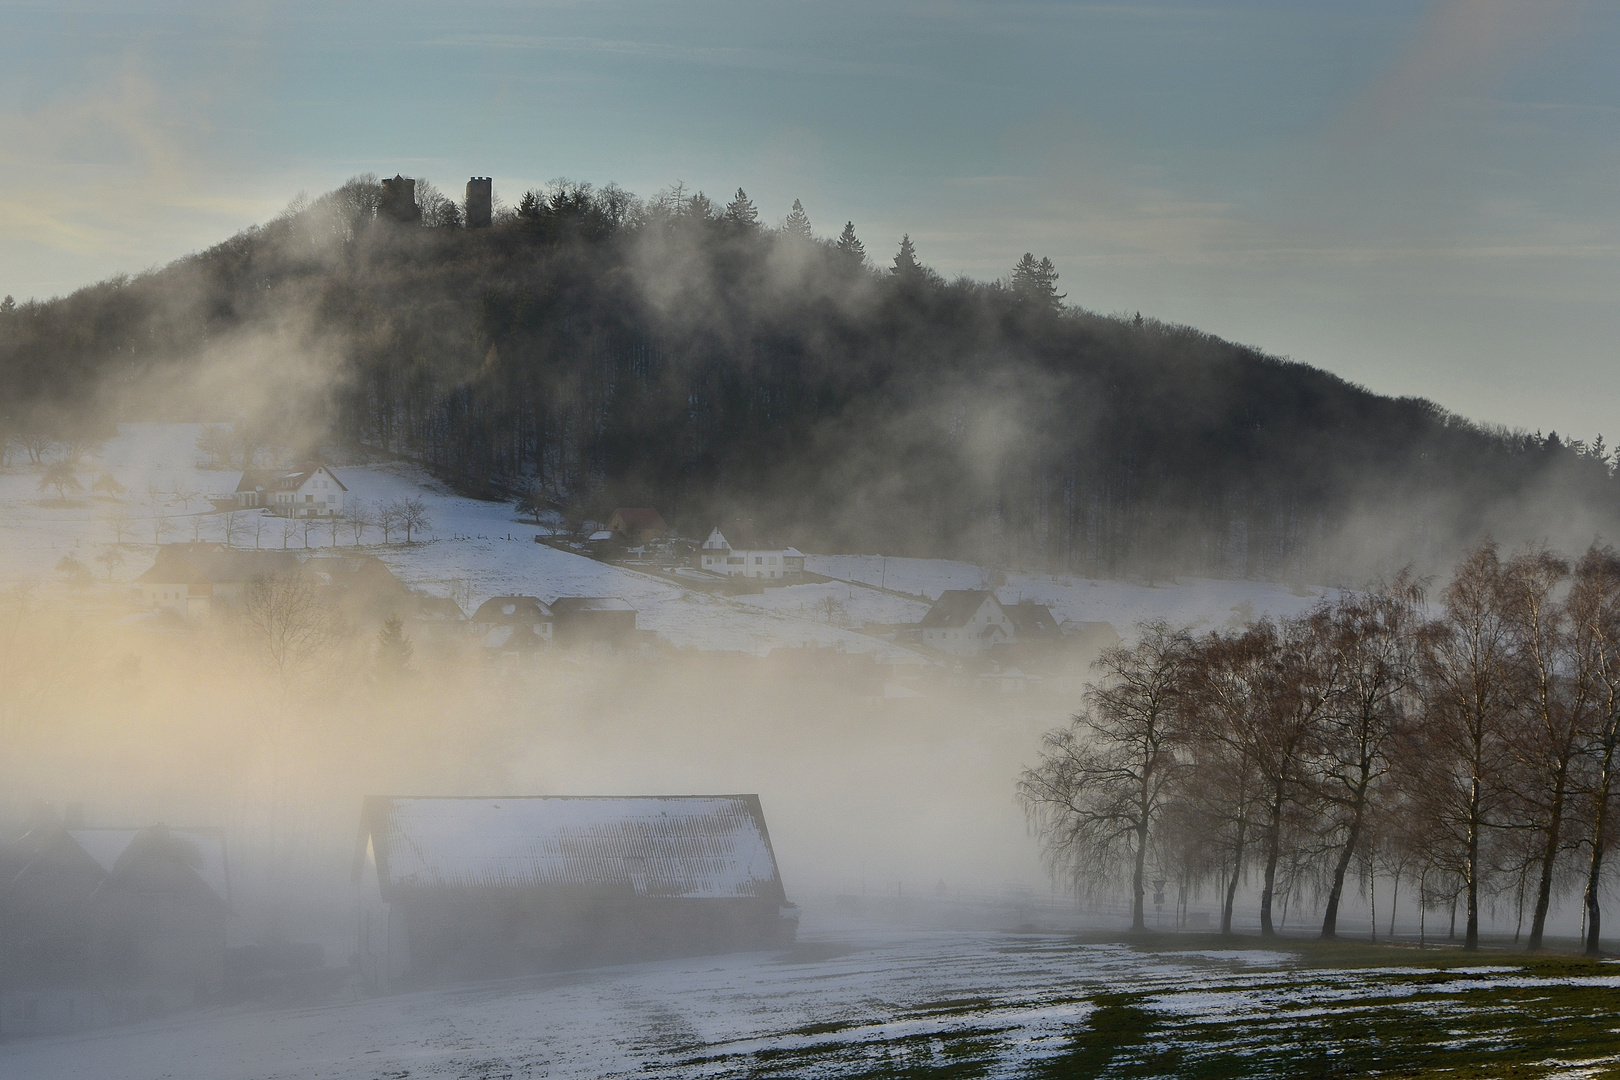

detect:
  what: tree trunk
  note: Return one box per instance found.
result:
[1465,775,1482,950]
[1320,783,1370,939]
[1131,814,1149,932]
[1221,820,1247,935]
[1585,740,1617,956]
[1259,793,1284,937]
[1527,765,1569,950]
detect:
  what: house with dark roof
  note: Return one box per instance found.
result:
[1003,601,1060,641]
[604,508,668,545]
[309,556,465,640]
[353,795,796,986]
[918,589,1014,656]
[550,596,637,646]
[0,822,229,1034]
[234,464,347,518]
[699,525,805,580]
[135,543,301,619]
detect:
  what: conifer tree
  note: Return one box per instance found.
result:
[783,199,813,240]
[376,614,414,676]
[724,188,759,226]
[1011,253,1066,310]
[836,221,866,266]
[892,234,923,279]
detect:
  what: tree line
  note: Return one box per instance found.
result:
[1020,540,1620,953]
[1,175,1616,581]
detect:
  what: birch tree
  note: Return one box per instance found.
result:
[1021,622,1189,931]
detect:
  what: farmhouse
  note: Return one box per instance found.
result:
[310,555,466,639]
[918,589,1015,656]
[234,464,347,517]
[604,507,668,545]
[353,795,796,987]
[134,543,301,619]
[699,525,805,580]
[0,819,229,1035]
[1003,601,1060,642]
[469,595,553,655]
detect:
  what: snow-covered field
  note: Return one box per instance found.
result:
[1,423,1335,659]
[4,919,1617,1080]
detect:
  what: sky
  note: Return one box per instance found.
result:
[1,0,1616,440]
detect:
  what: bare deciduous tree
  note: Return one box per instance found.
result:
[1020,621,1188,931]
[346,499,372,545]
[1315,576,1423,938]
[1571,546,1620,954]
[400,496,430,543]
[378,501,402,544]
[1404,545,1515,950]
[241,570,333,688]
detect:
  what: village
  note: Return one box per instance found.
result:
[0,423,1331,1040]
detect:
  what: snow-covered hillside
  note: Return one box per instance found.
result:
[0,423,1332,655]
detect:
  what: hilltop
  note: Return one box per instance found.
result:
[1,175,1615,582]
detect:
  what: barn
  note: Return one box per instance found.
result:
[0,822,229,1035]
[353,795,796,987]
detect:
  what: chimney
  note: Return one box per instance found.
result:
[466,177,493,229]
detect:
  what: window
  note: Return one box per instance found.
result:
[727,556,743,565]
[755,556,763,564]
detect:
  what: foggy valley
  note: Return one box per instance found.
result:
[6,4,1620,1077]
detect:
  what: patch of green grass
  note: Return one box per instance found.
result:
[684,941,1620,1079]
[1030,995,1156,1080]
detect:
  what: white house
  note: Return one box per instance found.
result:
[699,526,805,580]
[234,465,347,518]
[917,589,1015,656]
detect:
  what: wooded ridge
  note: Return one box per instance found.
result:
[1,175,1614,581]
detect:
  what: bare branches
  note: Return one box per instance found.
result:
[1020,543,1620,946]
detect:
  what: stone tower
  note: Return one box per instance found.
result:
[380,175,419,224]
[465,177,493,229]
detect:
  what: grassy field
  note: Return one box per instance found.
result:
[693,936,1620,1080]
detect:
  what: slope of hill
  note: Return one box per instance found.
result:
[0,423,1330,654]
[2,176,1614,582]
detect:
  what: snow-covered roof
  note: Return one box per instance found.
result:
[359,795,786,902]
[470,595,552,625]
[235,464,346,493]
[704,525,795,553]
[550,596,636,614]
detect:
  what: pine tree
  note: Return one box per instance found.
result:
[724,188,759,227]
[1011,253,1066,311]
[783,199,813,240]
[892,234,923,280]
[836,221,866,266]
[376,614,414,676]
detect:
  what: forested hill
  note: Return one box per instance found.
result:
[1,176,1615,581]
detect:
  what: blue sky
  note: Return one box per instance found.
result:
[2,0,1617,440]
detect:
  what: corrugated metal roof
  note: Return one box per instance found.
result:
[361,795,786,902]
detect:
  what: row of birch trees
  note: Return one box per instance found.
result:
[1019,541,1620,953]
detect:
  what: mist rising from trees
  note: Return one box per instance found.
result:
[1021,542,1620,952]
[1,175,1616,581]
